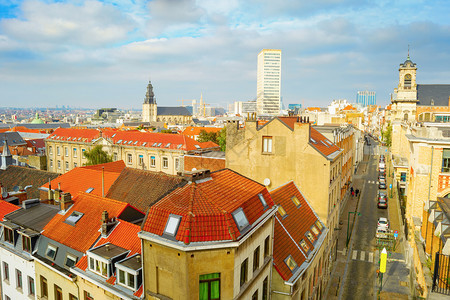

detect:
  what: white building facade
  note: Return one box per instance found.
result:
[257,49,281,116]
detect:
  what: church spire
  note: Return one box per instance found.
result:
[143,81,156,105]
[407,44,410,60]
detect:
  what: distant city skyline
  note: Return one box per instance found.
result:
[1,1,450,109]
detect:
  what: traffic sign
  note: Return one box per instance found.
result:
[389,184,392,189]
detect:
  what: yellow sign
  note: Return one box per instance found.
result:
[380,248,387,273]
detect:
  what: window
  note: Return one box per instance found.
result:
[69,293,78,300]
[150,156,156,167]
[84,291,94,300]
[285,255,298,271]
[57,146,60,155]
[3,262,9,281]
[262,136,272,153]
[400,172,407,182]
[315,220,323,231]
[65,147,68,157]
[300,239,310,253]
[66,211,83,225]
[240,258,248,286]
[65,161,69,170]
[258,193,268,209]
[199,273,220,300]
[5,296,10,300]
[162,157,168,168]
[16,269,23,289]
[4,227,14,243]
[74,162,77,168]
[175,157,180,171]
[138,155,144,166]
[57,160,61,169]
[46,244,58,260]
[127,153,133,164]
[22,235,31,252]
[264,236,270,258]
[50,159,53,168]
[118,269,126,284]
[311,225,320,236]
[65,254,78,268]
[55,284,63,300]
[232,208,250,232]
[49,146,53,155]
[73,148,77,158]
[28,276,35,296]
[127,272,135,288]
[41,276,48,298]
[164,214,182,236]
[278,206,287,218]
[253,246,260,272]
[113,152,118,161]
[82,149,86,158]
[262,276,268,300]
[252,290,258,300]
[305,231,316,244]
[291,195,301,207]
[89,256,109,278]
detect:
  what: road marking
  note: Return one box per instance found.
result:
[368,252,374,263]
[360,251,365,261]
[352,250,357,260]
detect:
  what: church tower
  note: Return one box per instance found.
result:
[142,81,157,122]
[391,52,418,122]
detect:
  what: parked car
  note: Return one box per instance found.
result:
[379,178,386,184]
[377,217,389,230]
[378,199,388,209]
[379,174,386,181]
[379,182,386,189]
[378,191,387,201]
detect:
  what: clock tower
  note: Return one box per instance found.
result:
[391,53,418,122]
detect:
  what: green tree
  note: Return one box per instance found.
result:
[217,127,226,152]
[383,122,392,147]
[197,130,218,144]
[83,145,113,166]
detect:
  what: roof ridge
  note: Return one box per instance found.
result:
[275,215,307,259]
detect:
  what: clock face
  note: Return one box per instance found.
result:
[405,74,412,80]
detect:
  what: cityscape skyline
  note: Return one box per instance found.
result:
[1,1,450,109]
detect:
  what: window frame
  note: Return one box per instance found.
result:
[46,244,58,260]
[73,147,77,158]
[127,153,133,164]
[3,262,9,281]
[22,234,31,252]
[49,146,53,155]
[262,136,273,153]
[199,273,221,300]
[4,226,14,244]
[291,195,301,208]
[240,258,248,287]
[163,214,182,237]
[28,276,35,296]
[40,276,48,298]
[253,246,260,272]
[284,255,298,272]
[258,193,268,209]
[65,254,78,268]
[138,154,144,166]
[57,146,60,156]
[65,147,68,157]
[16,268,23,289]
[162,157,169,169]
[232,208,250,233]
[150,156,156,168]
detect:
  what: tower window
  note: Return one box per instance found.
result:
[404,74,412,88]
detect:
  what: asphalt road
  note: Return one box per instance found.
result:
[340,138,389,299]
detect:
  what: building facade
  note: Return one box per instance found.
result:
[356,91,376,107]
[257,49,282,116]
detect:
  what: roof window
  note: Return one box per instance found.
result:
[112,133,116,138]
[166,143,171,148]
[123,140,127,144]
[291,195,301,208]
[194,145,201,149]
[299,239,310,253]
[310,138,317,144]
[134,141,138,145]
[128,141,133,145]
[157,143,162,147]
[152,142,158,146]
[278,206,287,218]
[305,231,316,244]
[284,255,298,272]
[85,187,94,193]
[142,142,147,146]
[164,214,182,236]
[315,220,323,231]
[321,140,329,147]
[78,137,82,141]
[258,193,268,209]
[311,225,320,236]
[177,144,183,149]
[232,208,250,232]
[65,211,84,225]
[117,139,122,144]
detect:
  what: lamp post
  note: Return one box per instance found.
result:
[346,211,361,247]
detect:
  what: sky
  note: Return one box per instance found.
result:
[1,0,450,110]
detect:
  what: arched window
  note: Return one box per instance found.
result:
[404,74,412,88]
[404,113,409,121]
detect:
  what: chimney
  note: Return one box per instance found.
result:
[0,183,6,199]
[48,178,54,202]
[22,198,40,209]
[101,210,117,237]
[60,192,73,211]
[184,169,211,183]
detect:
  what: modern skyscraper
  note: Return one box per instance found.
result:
[257,49,281,115]
[356,91,376,107]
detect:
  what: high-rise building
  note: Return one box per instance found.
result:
[257,49,281,115]
[356,91,376,107]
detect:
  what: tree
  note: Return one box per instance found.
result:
[382,122,392,147]
[217,127,226,152]
[197,130,218,144]
[83,145,113,166]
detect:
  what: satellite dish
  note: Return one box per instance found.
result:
[2,192,8,199]
[263,178,271,186]
[13,186,19,192]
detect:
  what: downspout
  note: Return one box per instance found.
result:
[425,146,434,248]
[427,146,434,202]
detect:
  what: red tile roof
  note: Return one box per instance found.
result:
[47,128,219,151]
[342,105,356,111]
[26,139,46,149]
[277,117,299,130]
[0,200,20,221]
[42,193,132,252]
[142,169,275,243]
[270,181,325,281]
[81,160,126,173]
[41,164,123,197]
[306,107,321,112]
[182,127,222,138]
[309,128,341,158]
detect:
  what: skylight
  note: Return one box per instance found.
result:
[134,141,138,145]
[117,139,123,144]
[152,142,158,146]
[78,137,82,141]
[232,208,250,232]
[142,142,147,146]
[300,239,310,253]
[310,138,317,144]
[311,225,320,236]
[194,145,201,149]
[278,206,287,218]
[177,144,183,149]
[326,140,333,145]
[85,187,94,193]
[291,195,301,208]
[305,231,316,244]
[321,140,329,147]
[315,220,323,231]
[112,134,116,138]
[123,141,127,144]
[284,255,298,271]
[166,143,171,148]
[157,143,162,147]
[258,193,268,209]
[164,215,182,236]
[65,211,84,225]
[128,141,133,144]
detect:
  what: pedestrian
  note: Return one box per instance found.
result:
[352,190,355,197]
[350,186,354,193]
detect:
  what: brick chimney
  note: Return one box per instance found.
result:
[184,169,211,183]
[60,192,73,211]
[101,210,117,237]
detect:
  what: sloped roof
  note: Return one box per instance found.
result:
[42,193,132,252]
[157,106,191,116]
[182,127,222,137]
[306,107,321,112]
[277,117,300,130]
[0,166,59,199]
[0,200,20,221]
[417,84,450,106]
[47,128,100,142]
[81,160,126,173]
[142,169,275,243]
[5,203,60,232]
[342,105,356,111]
[309,128,341,158]
[270,181,326,282]
[41,163,124,197]
[0,131,27,146]
[106,168,185,212]
[26,139,46,149]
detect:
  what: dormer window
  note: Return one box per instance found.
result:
[232,208,250,232]
[88,243,129,279]
[46,244,58,260]
[22,235,31,252]
[4,227,14,244]
[164,215,182,237]
[116,254,142,291]
[65,254,78,268]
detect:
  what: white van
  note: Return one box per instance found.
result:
[379,162,385,169]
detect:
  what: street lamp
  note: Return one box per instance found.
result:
[346,211,361,247]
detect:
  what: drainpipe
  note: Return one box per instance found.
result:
[424,146,434,246]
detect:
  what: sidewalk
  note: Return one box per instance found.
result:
[323,157,368,299]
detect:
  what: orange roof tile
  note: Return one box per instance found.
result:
[81,160,126,173]
[41,165,123,197]
[142,169,275,243]
[0,200,20,221]
[182,127,222,137]
[307,107,321,112]
[47,128,100,142]
[277,117,301,130]
[309,128,341,158]
[342,105,356,111]
[134,286,143,297]
[93,220,141,257]
[270,181,325,281]
[42,193,132,252]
